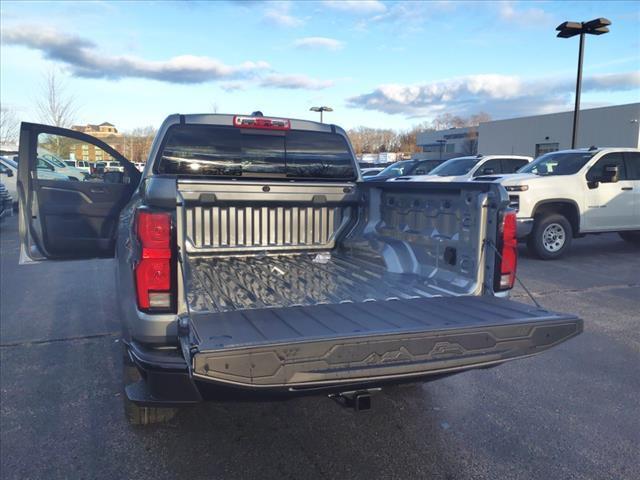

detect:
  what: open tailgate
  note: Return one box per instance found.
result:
[180,296,582,389]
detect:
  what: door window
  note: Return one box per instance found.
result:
[474,159,501,176]
[412,161,434,175]
[501,158,529,173]
[624,152,640,180]
[36,133,127,183]
[586,153,627,182]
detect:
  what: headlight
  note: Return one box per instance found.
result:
[505,185,528,192]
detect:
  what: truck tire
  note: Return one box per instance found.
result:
[527,213,572,260]
[618,231,640,245]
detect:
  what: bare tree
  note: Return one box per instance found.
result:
[210,102,219,114]
[123,126,157,163]
[461,127,479,155]
[0,106,19,145]
[36,70,77,128]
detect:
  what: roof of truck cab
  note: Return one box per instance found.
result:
[549,147,640,154]
[164,113,345,135]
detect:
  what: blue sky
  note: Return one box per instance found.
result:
[1,0,639,132]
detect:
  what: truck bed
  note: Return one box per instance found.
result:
[186,251,459,314]
[184,296,581,388]
[176,180,581,390]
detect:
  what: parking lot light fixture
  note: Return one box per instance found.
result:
[310,106,333,123]
[556,18,611,149]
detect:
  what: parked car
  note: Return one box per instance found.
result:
[477,147,640,259]
[38,153,88,181]
[106,161,125,172]
[17,115,582,425]
[134,162,146,171]
[392,155,532,183]
[0,182,12,220]
[75,160,92,173]
[360,167,384,177]
[1,156,69,205]
[363,158,445,181]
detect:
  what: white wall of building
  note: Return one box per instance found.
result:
[416,127,477,156]
[478,103,640,158]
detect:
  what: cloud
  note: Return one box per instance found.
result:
[260,74,334,90]
[497,1,553,26]
[220,81,247,92]
[263,3,304,27]
[3,25,270,84]
[347,72,640,119]
[322,0,386,14]
[293,37,344,51]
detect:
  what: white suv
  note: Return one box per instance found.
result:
[493,148,640,259]
[391,155,532,182]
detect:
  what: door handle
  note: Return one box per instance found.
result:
[621,187,633,191]
[90,187,107,194]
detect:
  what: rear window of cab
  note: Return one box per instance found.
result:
[156,125,356,180]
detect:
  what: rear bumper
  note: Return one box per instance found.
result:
[125,300,583,406]
[517,217,534,239]
[125,341,463,405]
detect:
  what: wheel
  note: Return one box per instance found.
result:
[121,343,177,425]
[527,213,572,259]
[618,231,640,245]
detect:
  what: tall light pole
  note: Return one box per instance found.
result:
[556,18,611,149]
[310,106,333,123]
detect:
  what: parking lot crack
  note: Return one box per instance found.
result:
[0,332,119,348]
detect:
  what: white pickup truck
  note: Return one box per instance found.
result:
[478,148,640,259]
[391,155,532,183]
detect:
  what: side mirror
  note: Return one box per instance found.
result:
[600,164,619,183]
[6,169,14,177]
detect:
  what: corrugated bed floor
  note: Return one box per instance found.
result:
[185,252,450,314]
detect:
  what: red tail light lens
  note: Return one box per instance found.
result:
[233,115,290,130]
[496,211,518,291]
[135,210,174,311]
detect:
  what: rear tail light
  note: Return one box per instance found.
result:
[134,210,175,311]
[495,210,518,291]
[233,115,290,130]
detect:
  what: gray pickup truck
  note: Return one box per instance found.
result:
[17,114,582,424]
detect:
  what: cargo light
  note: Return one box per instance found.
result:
[495,210,518,291]
[233,115,291,130]
[134,210,175,311]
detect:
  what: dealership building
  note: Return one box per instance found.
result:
[416,103,640,159]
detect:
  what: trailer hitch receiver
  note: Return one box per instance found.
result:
[329,388,380,411]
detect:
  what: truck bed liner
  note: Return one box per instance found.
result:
[185,296,582,388]
[186,252,474,314]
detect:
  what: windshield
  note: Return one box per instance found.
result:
[41,153,67,168]
[520,151,594,176]
[157,125,356,180]
[429,157,479,176]
[377,160,414,178]
[1,157,17,169]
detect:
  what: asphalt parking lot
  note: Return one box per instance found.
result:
[1,214,639,480]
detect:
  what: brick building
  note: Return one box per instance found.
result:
[70,122,125,162]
